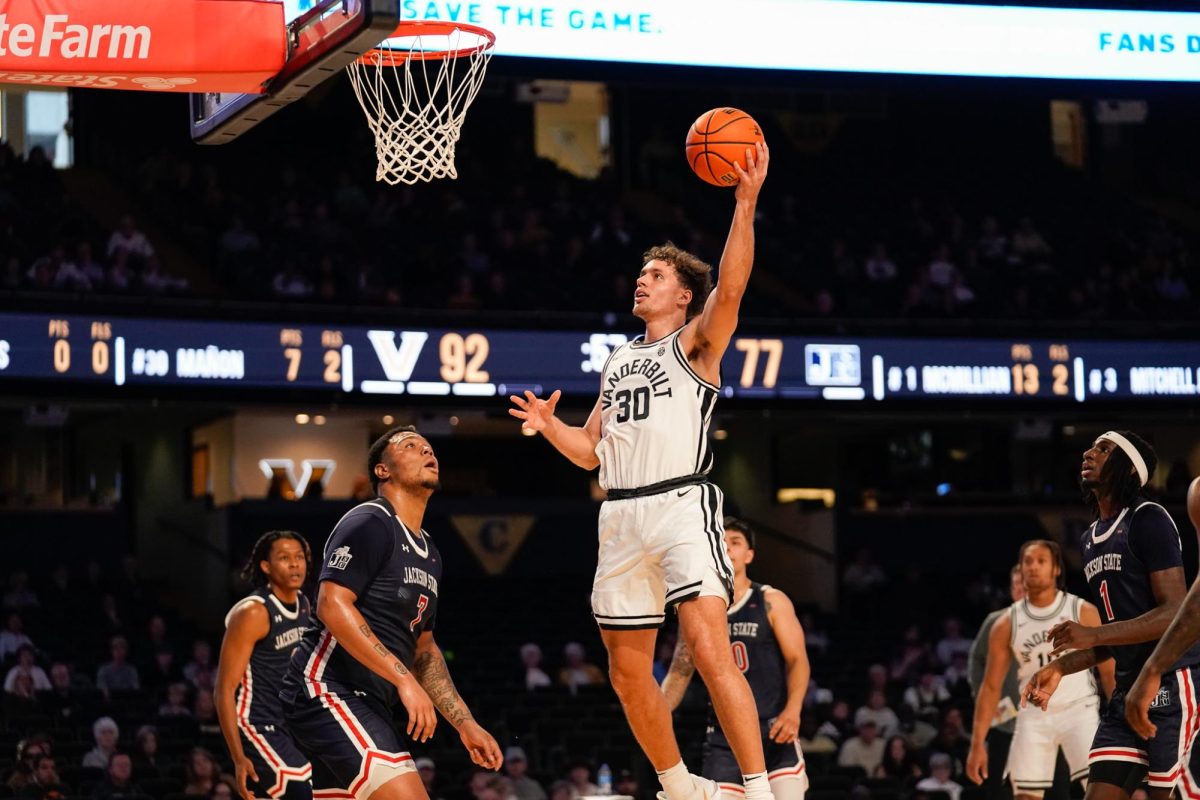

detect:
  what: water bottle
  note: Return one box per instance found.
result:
[597,763,612,796]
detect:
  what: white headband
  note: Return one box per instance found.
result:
[388,430,421,445]
[1100,431,1149,487]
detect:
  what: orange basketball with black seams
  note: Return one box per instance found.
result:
[685,107,765,187]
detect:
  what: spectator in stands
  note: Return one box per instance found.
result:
[799,611,829,656]
[192,688,220,737]
[915,753,962,800]
[182,748,223,796]
[942,651,972,696]
[558,642,604,693]
[519,643,552,691]
[145,646,182,689]
[96,636,140,696]
[614,770,638,798]
[7,739,48,793]
[5,644,51,691]
[3,570,39,609]
[83,717,120,768]
[75,243,105,289]
[854,689,900,738]
[837,719,885,775]
[92,753,142,800]
[0,611,32,661]
[107,252,134,292]
[816,699,854,744]
[843,547,887,595]
[875,735,923,781]
[183,640,214,691]
[564,762,598,798]
[935,618,972,667]
[140,257,188,294]
[503,747,546,800]
[546,782,572,800]
[44,663,86,724]
[107,216,155,266]
[20,754,65,800]
[4,671,38,716]
[132,726,160,778]
[208,781,235,800]
[799,715,838,756]
[158,682,192,718]
[896,704,938,752]
[271,261,314,298]
[864,242,898,285]
[903,670,950,718]
[47,244,90,290]
[415,757,443,800]
[480,775,516,800]
[927,244,958,289]
[469,770,493,799]
[931,708,970,771]
[1010,217,1051,262]
[866,663,889,694]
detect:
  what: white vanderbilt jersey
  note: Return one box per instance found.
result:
[1011,591,1098,711]
[595,327,718,491]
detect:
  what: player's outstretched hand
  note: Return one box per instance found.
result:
[508,389,561,434]
[768,709,800,743]
[459,720,504,770]
[733,141,769,203]
[1047,620,1098,658]
[396,678,437,743]
[1125,668,1161,740]
[232,754,259,800]
[965,742,988,785]
[1021,664,1062,711]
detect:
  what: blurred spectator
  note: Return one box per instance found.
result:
[415,757,443,800]
[897,705,939,752]
[874,735,922,780]
[864,243,898,284]
[75,242,105,288]
[614,770,638,798]
[83,717,120,768]
[503,747,546,800]
[5,644,51,691]
[107,216,155,265]
[193,688,220,736]
[140,257,188,293]
[132,726,160,778]
[800,611,829,656]
[519,643,551,691]
[92,753,143,800]
[8,739,50,793]
[943,652,972,695]
[145,646,182,689]
[935,618,972,667]
[558,643,604,693]
[843,548,886,595]
[183,640,215,690]
[915,753,962,800]
[96,636,140,696]
[158,682,192,718]
[1,611,33,661]
[183,748,223,796]
[564,762,598,798]
[1011,217,1051,261]
[837,720,885,775]
[891,624,931,684]
[903,671,950,717]
[932,708,971,770]
[19,755,65,800]
[43,663,86,723]
[3,571,39,608]
[927,244,958,289]
[4,671,39,716]
[469,770,492,799]
[208,781,235,800]
[480,775,516,800]
[866,663,889,694]
[855,689,900,738]
[816,699,853,744]
[546,781,572,800]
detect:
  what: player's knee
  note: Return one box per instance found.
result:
[689,639,739,680]
[607,654,648,698]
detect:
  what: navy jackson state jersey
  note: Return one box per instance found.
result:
[283,497,441,710]
[707,583,786,746]
[1080,500,1200,688]
[226,588,310,726]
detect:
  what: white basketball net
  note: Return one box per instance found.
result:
[346,26,494,186]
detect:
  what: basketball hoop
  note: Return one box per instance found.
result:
[346,21,495,185]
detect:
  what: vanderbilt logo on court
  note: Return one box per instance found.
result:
[1149,687,1171,709]
[327,546,353,570]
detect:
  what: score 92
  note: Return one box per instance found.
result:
[439,333,490,383]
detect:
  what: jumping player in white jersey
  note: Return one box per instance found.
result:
[967,539,1114,799]
[509,141,770,800]
[217,531,314,800]
[661,518,810,800]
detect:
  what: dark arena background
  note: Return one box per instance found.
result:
[2,0,1200,799]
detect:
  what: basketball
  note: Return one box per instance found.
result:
[685,107,765,187]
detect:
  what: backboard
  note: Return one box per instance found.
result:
[190,0,398,144]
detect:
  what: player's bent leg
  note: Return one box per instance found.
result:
[678,595,766,775]
[360,771,427,800]
[600,626,684,770]
[1085,760,1148,799]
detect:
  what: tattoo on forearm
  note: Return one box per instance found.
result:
[413,649,472,727]
[359,621,408,676]
[671,641,695,678]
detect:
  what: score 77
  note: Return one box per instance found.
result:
[734,338,783,389]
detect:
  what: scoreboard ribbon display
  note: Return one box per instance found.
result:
[2,312,1199,402]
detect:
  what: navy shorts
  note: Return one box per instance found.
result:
[283,691,416,800]
[702,727,807,793]
[238,726,312,800]
[1090,666,1200,792]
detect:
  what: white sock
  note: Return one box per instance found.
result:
[743,772,773,800]
[657,762,694,800]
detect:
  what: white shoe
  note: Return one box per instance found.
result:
[656,775,720,800]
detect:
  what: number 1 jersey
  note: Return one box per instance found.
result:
[596,326,718,491]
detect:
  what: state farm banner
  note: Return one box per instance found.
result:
[0,0,285,92]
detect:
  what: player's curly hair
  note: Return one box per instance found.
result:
[1018,539,1065,590]
[241,530,311,587]
[643,243,713,321]
[723,516,756,550]
[1083,429,1157,517]
[368,424,418,493]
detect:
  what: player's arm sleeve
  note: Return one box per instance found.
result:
[318,512,394,597]
[1129,505,1184,573]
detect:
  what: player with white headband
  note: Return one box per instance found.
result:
[1022,430,1200,800]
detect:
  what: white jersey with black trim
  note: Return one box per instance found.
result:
[595,326,718,491]
[1010,591,1098,712]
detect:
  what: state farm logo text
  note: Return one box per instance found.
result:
[0,14,151,59]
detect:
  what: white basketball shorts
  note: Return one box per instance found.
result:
[592,482,734,630]
[1008,698,1100,795]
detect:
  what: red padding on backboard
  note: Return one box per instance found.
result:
[0,0,285,92]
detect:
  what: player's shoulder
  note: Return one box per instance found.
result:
[759,584,794,612]
[224,593,269,630]
[333,499,396,532]
[1130,500,1178,529]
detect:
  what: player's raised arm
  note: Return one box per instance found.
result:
[413,632,503,770]
[215,601,268,800]
[509,389,602,470]
[967,614,1014,784]
[683,141,769,373]
[660,637,697,712]
[764,588,809,744]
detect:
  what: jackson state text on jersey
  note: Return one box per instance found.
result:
[284,497,441,710]
[595,327,718,491]
[1080,501,1200,687]
[227,589,311,726]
